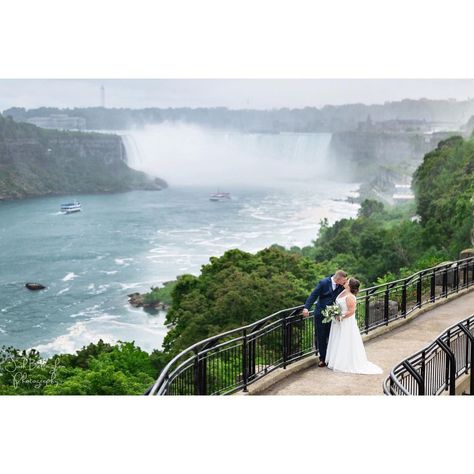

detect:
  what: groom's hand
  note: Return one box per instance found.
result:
[302,308,309,318]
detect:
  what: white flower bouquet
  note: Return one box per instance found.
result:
[321,304,342,324]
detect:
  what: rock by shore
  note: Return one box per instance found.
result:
[127,292,169,311]
[25,283,46,290]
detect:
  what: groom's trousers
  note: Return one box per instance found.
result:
[315,315,331,362]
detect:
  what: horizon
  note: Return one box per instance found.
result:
[1,79,474,112]
[2,95,474,114]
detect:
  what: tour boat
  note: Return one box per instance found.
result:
[60,201,81,213]
[209,190,231,202]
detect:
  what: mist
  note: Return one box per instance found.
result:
[121,122,333,187]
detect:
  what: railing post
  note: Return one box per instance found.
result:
[416,274,422,308]
[287,314,293,360]
[247,333,256,382]
[312,310,318,356]
[430,270,436,303]
[462,264,468,290]
[282,312,288,369]
[454,264,459,293]
[365,293,370,334]
[436,338,456,395]
[194,350,207,395]
[402,360,424,395]
[457,322,474,396]
[420,350,426,393]
[193,353,199,395]
[442,268,448,297]
[294,311,304,359]
[401,281,407,317]
[384,287,390,325]
[242,329,249,392]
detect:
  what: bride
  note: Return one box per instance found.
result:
[325,278,382,374]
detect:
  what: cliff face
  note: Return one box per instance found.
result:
[0,116,167,200]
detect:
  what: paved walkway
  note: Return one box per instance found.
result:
[261,291,474,395]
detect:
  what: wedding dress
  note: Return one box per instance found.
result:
[325,293,383,374]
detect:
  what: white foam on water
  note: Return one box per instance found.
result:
[70,304,100,319]
[118,282,149,291]
[86,283,110,295]
[32,311,168,356]
[250,213,285,222]
[62,272,78,282]
[167,228,207,234]
[233,231,263,239]
[100,270,118,275]
[33,316,119,355]
[56,287,70,295]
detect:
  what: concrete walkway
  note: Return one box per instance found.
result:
[260,290,474,395]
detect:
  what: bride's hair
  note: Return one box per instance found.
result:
[349,278,360,295]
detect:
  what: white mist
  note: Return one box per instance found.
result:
[121,122,333,187]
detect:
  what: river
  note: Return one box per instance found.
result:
[0,127,359,355]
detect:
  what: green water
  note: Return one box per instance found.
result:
[0,184,358,355]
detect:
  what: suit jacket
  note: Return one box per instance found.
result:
[304,275,344,317]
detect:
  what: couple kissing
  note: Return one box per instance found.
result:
[302,270,382,375]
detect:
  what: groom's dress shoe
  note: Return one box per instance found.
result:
[318,361,327,367]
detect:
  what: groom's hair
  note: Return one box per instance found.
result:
[334,270,347,279]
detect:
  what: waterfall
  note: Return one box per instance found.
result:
[121,122,333,187]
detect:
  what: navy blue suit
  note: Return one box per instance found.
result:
[304,275,344,362]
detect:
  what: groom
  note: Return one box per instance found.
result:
[302,270,347,367]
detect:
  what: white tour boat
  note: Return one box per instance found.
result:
[209,190,231,202]
[60,201,81,214]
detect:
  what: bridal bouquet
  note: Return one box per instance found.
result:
[321,304,342,324]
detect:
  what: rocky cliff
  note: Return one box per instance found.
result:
[0,116,167,200]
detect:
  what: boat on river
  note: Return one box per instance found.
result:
[209,190,231,202]
[60,201,81,214]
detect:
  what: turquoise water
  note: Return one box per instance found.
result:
[0,184,358,355]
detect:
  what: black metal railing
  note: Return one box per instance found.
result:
[146,305,316,395]
[147,256,474,395]
[383,314,474,395]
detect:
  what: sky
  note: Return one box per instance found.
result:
[1,79,474,111]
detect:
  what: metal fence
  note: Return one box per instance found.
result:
[383,314,474,395]
[147,256,474,395]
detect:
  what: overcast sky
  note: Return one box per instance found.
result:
[1,79,474,111]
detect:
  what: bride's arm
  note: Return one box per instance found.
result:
[342,295,356,318]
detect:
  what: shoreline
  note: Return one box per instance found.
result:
[1,185,360,356]
[0,185,167,203]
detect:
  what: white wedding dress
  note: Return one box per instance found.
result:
[325,294,382,374]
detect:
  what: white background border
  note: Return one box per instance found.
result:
[1,1,473,472]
